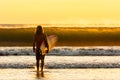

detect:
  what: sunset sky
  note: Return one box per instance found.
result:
[0,0,120,24]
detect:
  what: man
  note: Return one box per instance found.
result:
[33,25,49,73]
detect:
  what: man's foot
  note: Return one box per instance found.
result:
[36,71,40,78]
[41,71,44,77]
[41,70,43,73]
[37,70,39,73]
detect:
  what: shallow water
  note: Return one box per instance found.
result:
[1,46,120,80]
[1,56,120,68]
[1,68,120,80]
[0,56,120,80]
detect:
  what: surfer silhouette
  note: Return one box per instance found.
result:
[33,25,49,73]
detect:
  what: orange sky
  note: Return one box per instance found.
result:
[0,0,120,24]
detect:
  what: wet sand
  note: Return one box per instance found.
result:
[0,68,120,80]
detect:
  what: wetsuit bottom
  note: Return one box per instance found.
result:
[36,49,45,60]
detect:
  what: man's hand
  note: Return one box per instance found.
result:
[33,49,36,53]
[46,48,49,53]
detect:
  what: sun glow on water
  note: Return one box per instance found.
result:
[0,23,120,29]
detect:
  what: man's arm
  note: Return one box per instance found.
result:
[33,36,36,52]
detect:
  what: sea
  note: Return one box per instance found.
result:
[1,24,120,80]
[1,46,120,80]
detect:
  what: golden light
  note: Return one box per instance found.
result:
[0,0,120,25]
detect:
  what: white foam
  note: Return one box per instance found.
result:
[0,47,34,55]
[0,46,120,56]
[1,56,120,68]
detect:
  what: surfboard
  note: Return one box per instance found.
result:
[40,35,57,55]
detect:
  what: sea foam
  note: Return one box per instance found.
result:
[0,46,120,56]
[1,56,120,68]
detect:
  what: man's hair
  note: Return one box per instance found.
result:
[36,25,44,35]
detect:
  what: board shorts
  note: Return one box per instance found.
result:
[36,49,45,61]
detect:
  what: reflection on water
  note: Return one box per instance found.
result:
[1,69,120,80]
[36,71,44,79]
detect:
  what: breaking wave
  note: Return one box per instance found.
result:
[0,46,120,56]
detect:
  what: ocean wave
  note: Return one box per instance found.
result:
[0,46,120,56]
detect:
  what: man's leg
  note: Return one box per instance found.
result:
[36,49,40,72]
[41,55,45,72]
[36,59,40,72]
